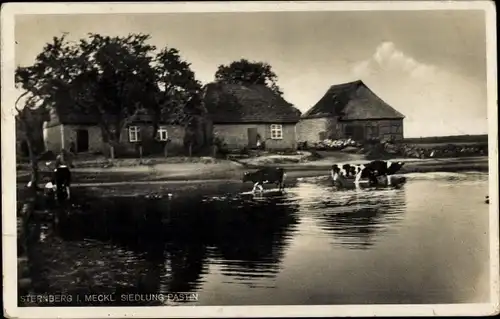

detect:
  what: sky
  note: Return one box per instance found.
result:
[15,10,488,137]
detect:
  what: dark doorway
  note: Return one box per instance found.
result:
[345,124,365,141]
[352,126,365,141]
[318,131,327,141]
[247,128,258,148]
[76,129,89,153]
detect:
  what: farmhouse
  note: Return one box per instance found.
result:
[203,82,302,150]
[297,80,405,143]
[42,105,185,156]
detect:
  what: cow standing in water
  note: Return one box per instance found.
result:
[332,160,405,187]
[243,167,287,193]
[362,160,405,186]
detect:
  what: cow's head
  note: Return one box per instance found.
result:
[331,164,341,174]
[389,161,405,170]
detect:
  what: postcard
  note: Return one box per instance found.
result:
[1,1,498,318]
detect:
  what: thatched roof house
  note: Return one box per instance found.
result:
[204,82,301,150]
[204,82,301,124]
[302,80,404,120]
[298,80,405,142]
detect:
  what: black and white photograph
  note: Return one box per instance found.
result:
[1,1,498,318]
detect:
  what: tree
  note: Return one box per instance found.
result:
[16,34,207,158]
[16,33,206,160]
[16,33,159,159]
[152,47,204,155]
[73,33,161,158]
[14,91,46,189]
[214,59,283,96]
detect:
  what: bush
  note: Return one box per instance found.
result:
[239,147,250,155]
[308,138,359,150]
[297,141,308,150]
[212,136,230,158]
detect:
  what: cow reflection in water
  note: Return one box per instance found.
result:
[53,191,300,298]
[304,185,407,250]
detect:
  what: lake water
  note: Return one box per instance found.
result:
[25,171,490,306]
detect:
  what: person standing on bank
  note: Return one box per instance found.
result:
[52,154,72,202]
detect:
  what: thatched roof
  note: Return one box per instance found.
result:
[45,82,302,127]
[302,80,404,121]
[46,105,182,128]
[204,82,301,124]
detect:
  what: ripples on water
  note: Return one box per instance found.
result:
[27,171,490,306]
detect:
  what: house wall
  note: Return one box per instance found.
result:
[296,117,340,143]
[63,125,103,152]
[213,123,297,150]
[338,119,404,141]
[43,123,63,153]
[43,123,185,155]
[297,117,404,143]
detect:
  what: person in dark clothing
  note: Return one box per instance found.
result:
[52,155,72,202]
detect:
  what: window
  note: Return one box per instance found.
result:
[128,126,141,142]
[270,124,283,140]
[157,126,168,141]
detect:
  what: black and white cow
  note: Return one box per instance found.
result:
[332,164,379,186]
[243,167,286,193]
[341,164,358,177]
[364,160,405,176]
[352,160,405,186]
[331,164,342,181]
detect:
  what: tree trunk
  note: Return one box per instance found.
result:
[109,145,115,159]
[107,138,120,159]
[100,123,122,160]
[212,145,217,158]
[164,144,168,158]
[18,115,39,190]
[188,143,192,157]
[25,132,39,190]
[151,121,159,140]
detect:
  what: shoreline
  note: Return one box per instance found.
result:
[16,156,489,186]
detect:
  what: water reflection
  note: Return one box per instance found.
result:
[50,190,300,298]
[205,193,300,285]
[290,178,406,249]
[23,171,489,306]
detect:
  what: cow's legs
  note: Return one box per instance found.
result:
[252,182,264,193]
[280,180,286,191]
[354,170,362,185]
[387,175,392,186]
[252,182,259,193]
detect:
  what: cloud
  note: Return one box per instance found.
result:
[351,42,487,137]
[353,41,437,80]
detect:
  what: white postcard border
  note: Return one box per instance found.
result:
[1,1,498,318]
